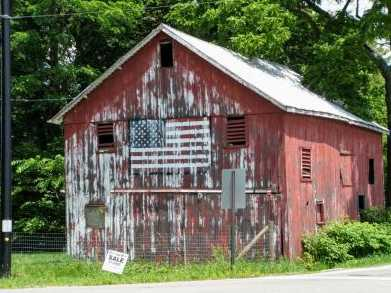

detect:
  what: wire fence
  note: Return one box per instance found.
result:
[72,231,272,263]
[12,232,66,253]
[11,227,277,264]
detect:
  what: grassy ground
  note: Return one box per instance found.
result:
[1,253,391,289]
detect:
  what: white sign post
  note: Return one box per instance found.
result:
[102,250,129,274]
[1,220,12,232]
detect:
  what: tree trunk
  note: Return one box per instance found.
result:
[362,44,391,207]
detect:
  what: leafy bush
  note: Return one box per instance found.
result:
[12,155,65,233]
[360,207,391,224]
[303,221,391,265]
[302,230,352,265]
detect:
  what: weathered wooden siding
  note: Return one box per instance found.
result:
[63,30,384,260]
[283,114,384,257]
[64,32,284,259]
[103,192,280,262]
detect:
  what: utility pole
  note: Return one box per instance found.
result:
[1,0,12,278]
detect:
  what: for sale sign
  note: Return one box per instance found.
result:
[102,250,129,274]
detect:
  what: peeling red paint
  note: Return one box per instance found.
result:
[63,31,384,261]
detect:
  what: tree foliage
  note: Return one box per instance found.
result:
[11,0,144,158]
[12,155,65,233]
[167,0,296,60]
[296,0,391,204]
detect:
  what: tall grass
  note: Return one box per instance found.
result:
[1,252,391,289]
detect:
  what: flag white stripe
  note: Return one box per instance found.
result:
[131,162,211,169]
[166,129,210,136]
[130,146,209,153]
[131,154,210,161]
[165,137,210,144]
[165,120,209,127]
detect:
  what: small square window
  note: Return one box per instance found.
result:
[97,122,114,150]
[226,116,246,147]
[160,41,173,67]
[368,159,375,185]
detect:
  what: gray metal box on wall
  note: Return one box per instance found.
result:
[221,169,246,210]
[85,203,106,229]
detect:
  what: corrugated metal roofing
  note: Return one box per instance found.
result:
[48,24,388,134]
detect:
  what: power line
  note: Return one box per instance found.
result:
[0,98,73,102]
[7,11,102,20]
[0,0,217,20]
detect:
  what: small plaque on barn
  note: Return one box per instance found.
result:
[221,169,246,210]
[102,250,129,274]
[85,203,106,229]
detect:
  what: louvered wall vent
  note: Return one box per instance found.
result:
[97,123,114,150]
[301,148,312,181]
[226,116,246,147]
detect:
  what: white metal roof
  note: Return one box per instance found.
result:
[48,24,388,134]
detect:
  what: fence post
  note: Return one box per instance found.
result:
[183,194,187,265]
[268,220,276,261]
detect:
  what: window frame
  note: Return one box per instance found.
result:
[96,122,115,153]
[224,115,248,149]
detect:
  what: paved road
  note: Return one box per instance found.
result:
[3,265,391,293]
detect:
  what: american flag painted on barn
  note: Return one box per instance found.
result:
[129,117,211,170]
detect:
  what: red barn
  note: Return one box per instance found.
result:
[49,24,387,260]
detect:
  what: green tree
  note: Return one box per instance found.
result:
[297,0,391,205]
[167,0,297,61]
[12,155,65,233]
[11,0,144,158]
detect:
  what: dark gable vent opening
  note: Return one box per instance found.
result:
[226,116,246,147]
[358,194,366,211]
[97,123,114,150]
[301,148,312,181]
[368,158,375,185]
[160,41,173,67]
